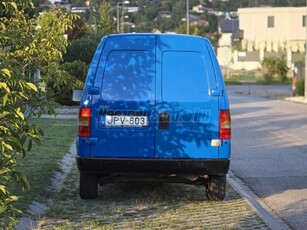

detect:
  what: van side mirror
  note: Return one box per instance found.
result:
[72,89,83,102]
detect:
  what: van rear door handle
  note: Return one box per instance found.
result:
[159,113,170,130]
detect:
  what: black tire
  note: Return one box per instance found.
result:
[79,172,98,199]
[206,175,226,201]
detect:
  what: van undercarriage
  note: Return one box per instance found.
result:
[76,157,230,175]
[77,157,229,201]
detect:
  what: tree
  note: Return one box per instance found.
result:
[44,61,86,105]
[96,1,116,35]
[67,18,89,40]
[0,1,75,228]
[171,1,185,26]
[65,1,117,65]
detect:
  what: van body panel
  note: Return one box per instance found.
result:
[205,42,230,110]
[80,37,108,104]
[76,34,231,177]
[76,137,91,157]
[219,140,231,159]
[89,35,156,158]
[155,36,219,159]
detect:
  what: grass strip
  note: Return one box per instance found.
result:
[14,118,77,212]
[224,75,292,85]
[41,164,268,229]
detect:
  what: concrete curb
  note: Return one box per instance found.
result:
[15,143,76,230]
[227,170,291,230]
[40,114,78,119]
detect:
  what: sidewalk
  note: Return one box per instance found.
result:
[227,84,307,105]
[40,106,79,119]
[284,96,307,104]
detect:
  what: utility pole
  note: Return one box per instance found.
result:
[305,0,307,99]
[116,1,130,33]
[116,2,120,32]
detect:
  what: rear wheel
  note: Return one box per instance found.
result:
[79,172,98,199]
[206,175,226,201]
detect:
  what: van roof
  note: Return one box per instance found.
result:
[104,33,210,43]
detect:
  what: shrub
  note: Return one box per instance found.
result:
[261,55,289,82]
[275,55,289,82]
[63,37,99,65]
[262,57,275,81]
[60,60,88,82]
[296,78,305,96]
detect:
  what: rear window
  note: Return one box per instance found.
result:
[101,51,154,101]
[161,51,209,102]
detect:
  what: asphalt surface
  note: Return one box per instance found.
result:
[227,85,307,230]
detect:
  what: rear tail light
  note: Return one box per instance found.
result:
[219,109,231,139]
[78,108,91,137]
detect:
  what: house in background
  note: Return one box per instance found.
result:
[192,4,206,13]
[217,6,306,72]
[217,17,243,72]
[192,3,215,14]
[158,11,171,19]
[239,7,305,52]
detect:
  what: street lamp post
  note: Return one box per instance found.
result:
[121,3,125,32]
[186,0,189,34]
[116,1,130,33]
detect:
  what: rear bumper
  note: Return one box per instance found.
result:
[76,157,230,176]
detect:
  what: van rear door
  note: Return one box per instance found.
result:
[155,36,219,159]
[90,35,156,158]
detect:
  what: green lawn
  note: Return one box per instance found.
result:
[256,77,292,85]
[224,75,254,85]
[14,118,77,212]
[224,75,292,85]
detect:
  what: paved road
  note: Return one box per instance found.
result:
[227,85,307,230]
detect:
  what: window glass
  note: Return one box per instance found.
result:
[303,15,306,27]
[267,16,274,28]
[101,51,154,101]
[162,51,209,102]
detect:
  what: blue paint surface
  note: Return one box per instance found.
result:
[77,34,231,160]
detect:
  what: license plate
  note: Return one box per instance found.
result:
[105,115,148,127]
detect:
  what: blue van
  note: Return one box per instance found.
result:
[74,34,231,201]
